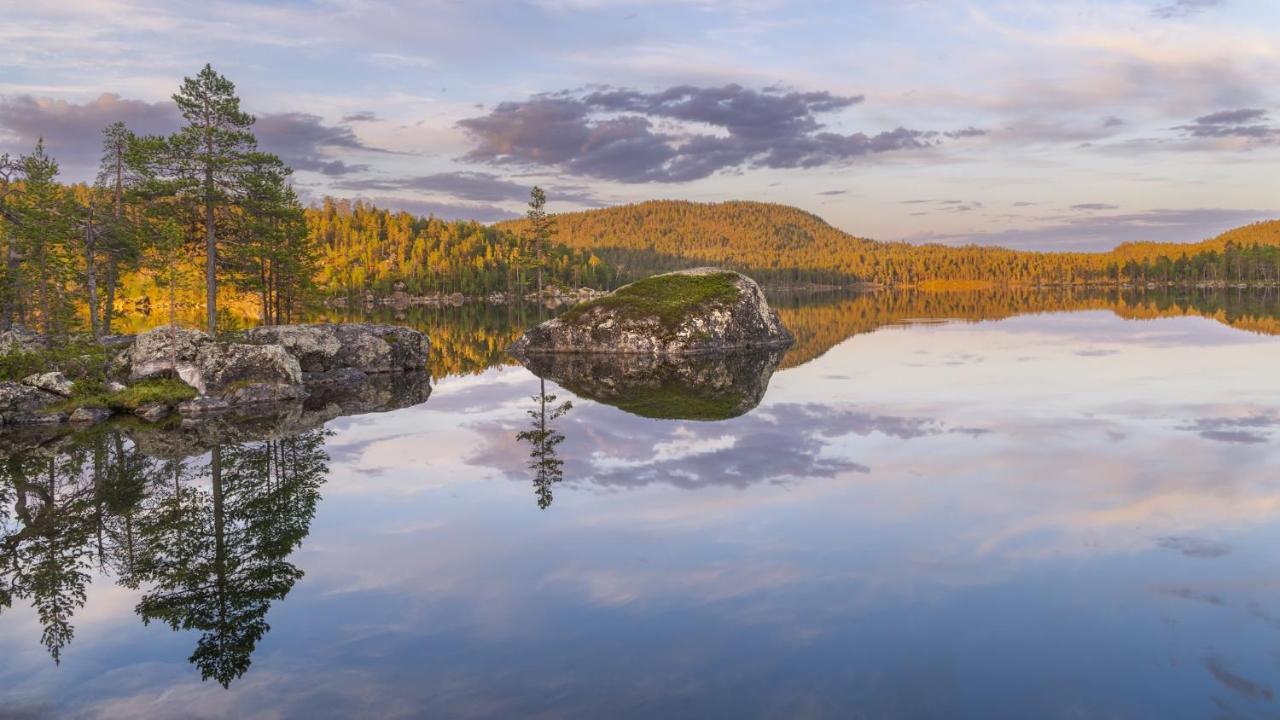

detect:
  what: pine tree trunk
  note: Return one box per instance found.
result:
[84,212,101,339]
[204,158,217,335]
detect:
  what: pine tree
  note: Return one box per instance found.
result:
[167,64,268,334]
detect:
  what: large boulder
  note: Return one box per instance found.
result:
[0,381,66,425]
[509,268,794,356]
[22,372,75,397]
[245,323,430,377]
[123,326,211,383]
[188,342,304,400]
[0,327,47,354]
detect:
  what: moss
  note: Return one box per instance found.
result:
[0,339,112,383]
[560,272,741,330]
[58,378,197,413]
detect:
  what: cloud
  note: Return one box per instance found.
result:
[0,93,178,172]
[1070,203,1120,211]
[458,84,951,183]
[1178,414,1279,444]
[357,195,519,223]
[1152,0,1225,19]
[253,112,383,176]
[1204,656,1275,702]
[335,171,600,205]
[341,111,380,123]
[1174,108,1278,141]
[913,207,1280,251]
[0,94,385,179]
[1155,535,1231,558]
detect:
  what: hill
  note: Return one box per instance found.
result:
[498,200,1280,286]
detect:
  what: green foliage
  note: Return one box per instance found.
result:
[62,378,196,412]
[0,340,110,383]
[561,271,741,328]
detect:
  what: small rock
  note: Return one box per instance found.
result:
[177,397,230,416]
[134,403,170,423]
[21,371,75,397]
[69,406,113,424]
[106,381,128,393]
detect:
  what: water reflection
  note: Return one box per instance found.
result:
[0,427,330,686]
[513,349,785,421]
[516,379,572,509]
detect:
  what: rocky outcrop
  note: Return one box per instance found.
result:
[116,323,430,411]
[509,268,793,356]
[189,342,303,398]
[516,348,785,421]
[22,372,75,397]
[245,323,430,379]
[124,326,210,383]
[0,382,66,425]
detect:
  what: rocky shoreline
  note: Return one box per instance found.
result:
[0,323,431,429]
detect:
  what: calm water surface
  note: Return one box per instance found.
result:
[3,289,1280,719]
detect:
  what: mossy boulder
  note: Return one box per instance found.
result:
[510,268,794,356]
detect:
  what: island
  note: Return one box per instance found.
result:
[508,267,794,356]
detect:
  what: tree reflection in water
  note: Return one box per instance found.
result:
[0,426,329,686]
[516,378,573,509]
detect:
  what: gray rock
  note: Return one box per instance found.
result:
[106,381,128,393]
[69,406,113,424]
[0,381,66,425]
[191,342,303,398]
[177,397,230,416]
[124,326,211,383]
[509,268,794,356]
[22,371,75,397]
[246,323,430,374]
[134,403,170,423]
[0,327,47,354]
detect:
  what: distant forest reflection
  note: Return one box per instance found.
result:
[307,286,1280,378]
[0,427,329,686]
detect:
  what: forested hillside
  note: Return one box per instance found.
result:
[309,198,621,296]
[499,200,1280,286]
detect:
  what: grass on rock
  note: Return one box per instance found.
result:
[560,272,741,329]
[61,378,197,412]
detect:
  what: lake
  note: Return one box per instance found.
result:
[3,287,1280,719]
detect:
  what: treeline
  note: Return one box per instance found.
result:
[308,198,621,297]
[0,65,319,338]
[498,200,1280,287]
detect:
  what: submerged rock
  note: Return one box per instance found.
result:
[510,268,793,356]
[516,349,785,421]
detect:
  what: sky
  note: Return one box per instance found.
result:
[1,0,1278,251]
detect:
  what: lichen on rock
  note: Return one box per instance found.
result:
[509,268,794,356]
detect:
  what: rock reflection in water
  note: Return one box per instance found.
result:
[0,372,430,686]
[513,349,785,421]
